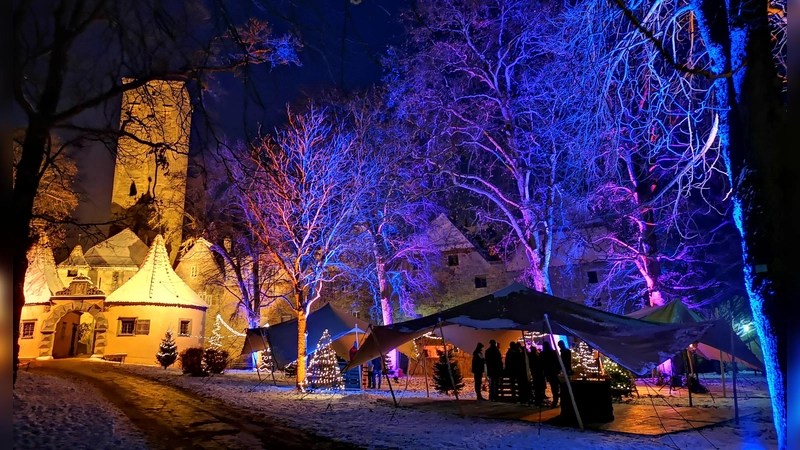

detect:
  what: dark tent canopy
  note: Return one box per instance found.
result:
[242,303,415,369]
[626,299,763,369]
[346,284,727,376]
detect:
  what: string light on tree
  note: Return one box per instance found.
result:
[602,356,633,395]
[208,318,223,350]
[306,329,343,390]
[572,341,600,377]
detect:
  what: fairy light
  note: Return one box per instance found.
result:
[305,329,343,390]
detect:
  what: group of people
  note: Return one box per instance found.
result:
[350,341,383,389]
[472,339,573,407]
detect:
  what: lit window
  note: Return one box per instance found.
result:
[119,319,135,336]
[21,321,36,339]
[179,320,191,337]
[447,254,460,266]
[475,277,487,288]
[135,320,150,336]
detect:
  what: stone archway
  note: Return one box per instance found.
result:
[38,301,108,359]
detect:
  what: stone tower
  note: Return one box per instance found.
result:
[109,79,191,264]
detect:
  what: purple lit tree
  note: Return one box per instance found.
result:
[387,0,591,294]
[231,104,373,390]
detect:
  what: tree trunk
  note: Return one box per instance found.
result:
[13,119,50,384]
[691,1,788,446]
[296,306,308,390]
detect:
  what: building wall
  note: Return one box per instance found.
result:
[18,304,49,359]
[110,79,191,264]
[104,304,206,365]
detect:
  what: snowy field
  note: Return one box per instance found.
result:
[120,364,778,450]
[13,370,150,450]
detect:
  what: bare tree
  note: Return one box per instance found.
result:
[233,104,372,389]
[387,0,590,294]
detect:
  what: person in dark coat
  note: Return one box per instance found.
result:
[471,343,486,401]
[371,356,382,389]
[485,340,503,401]
[349,341,358,361]
[558,340,574,376]
[518,344,532,404]
[541,341,561,407]
[505,342,522,401]
[528,345,546,405]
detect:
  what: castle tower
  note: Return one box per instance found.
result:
[109,79,191,264]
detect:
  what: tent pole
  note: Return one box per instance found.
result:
[521,331,532,399]
[367,324,398,407]
[720,349,727,398]
[436,320,459,402]
[730,320,739,424]
[685,350,693,407]
[421,340,430,398]
[544,314,584,432]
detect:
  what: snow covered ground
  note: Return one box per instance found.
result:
[121,364,778,449]
[13,369,150,450]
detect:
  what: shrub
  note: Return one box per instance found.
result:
[180,347,207,376]
[204,348,230,374]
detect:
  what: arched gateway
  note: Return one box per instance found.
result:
[37,276,108,359]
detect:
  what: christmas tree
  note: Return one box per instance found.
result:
[306,329,343,390]
[603,356,634,397]
[432,348,464,396]
[207,318,223,350]
[156,330,178,369]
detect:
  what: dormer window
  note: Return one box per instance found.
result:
[447,254,460,266]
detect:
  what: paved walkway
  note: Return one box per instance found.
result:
[26,359,359,450]
[383,397,744,436]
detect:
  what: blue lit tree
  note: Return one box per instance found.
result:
[607,0,787,445]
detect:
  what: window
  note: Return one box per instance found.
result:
[135,320,151,336]
[587,271,599,284]
[179,320,191,337]
[281,314,293,323]
[447,254,460,266]
[119,318,135,336]
[352,311,360,319]
[191,265,198,278]
[66,269,78,277]
[475,277,488,288]
[21,321,36,339]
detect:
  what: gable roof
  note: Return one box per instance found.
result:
[58,244,89,268]
[106,235,207,309]
[84,228,149,267]
[24,244,65,304]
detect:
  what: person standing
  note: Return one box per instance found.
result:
[558,340,574,376]
[366,357,375,388]
[528,345,546,405]
[541,341,561,407]
[471,343,486,401]
[505,342,521,401]
[372,356,383,389]
[485,340,503,401]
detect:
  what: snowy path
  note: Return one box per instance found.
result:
[20,359,358,450]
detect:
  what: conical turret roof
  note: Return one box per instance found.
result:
[24,244,65,304]
[106,235,207,309]
[58,244,89,268]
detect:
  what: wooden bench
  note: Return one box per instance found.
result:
[103,353,127,363]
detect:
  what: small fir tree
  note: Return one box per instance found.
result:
[432,348,464,396]
[602,357,634,397]
[306,329,343,390]
[207,318,223,350]
[156,330,178,369]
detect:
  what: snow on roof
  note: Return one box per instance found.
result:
[58,244,89,267]
[106,235,207,309]
[178,237,214,262]
[84,228,149,267]
[24,244,65,304]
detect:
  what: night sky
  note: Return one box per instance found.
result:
[70,0,411,248]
